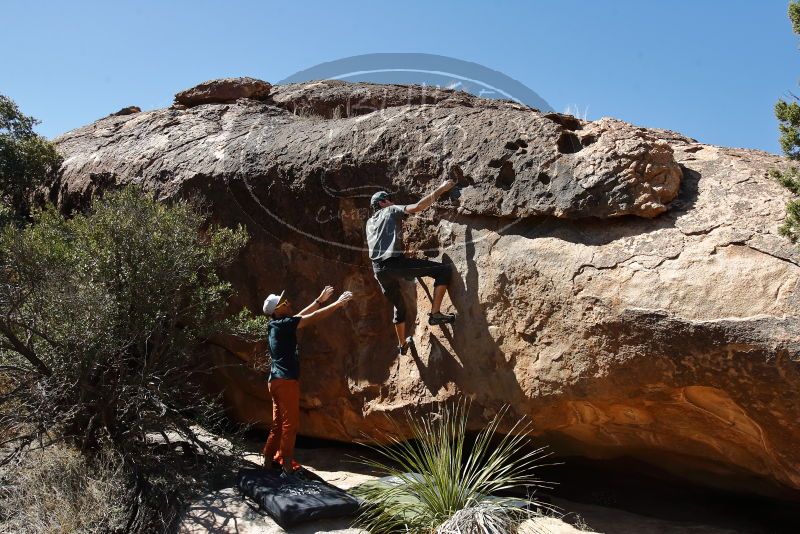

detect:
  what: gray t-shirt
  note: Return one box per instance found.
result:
[366,205,407,262]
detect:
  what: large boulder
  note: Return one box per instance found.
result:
[53,79,800,497]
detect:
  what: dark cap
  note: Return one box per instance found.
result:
[370,191,391,209]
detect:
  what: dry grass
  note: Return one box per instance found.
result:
[0,445,132,534]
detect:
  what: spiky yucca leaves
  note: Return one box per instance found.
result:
[437,503,520,534]
[353,401,554,534]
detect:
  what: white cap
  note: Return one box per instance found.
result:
[262,290,285,315]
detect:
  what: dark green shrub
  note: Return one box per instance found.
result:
[773,2,800,242]
[0,95,61,223]
[0,185,262,530]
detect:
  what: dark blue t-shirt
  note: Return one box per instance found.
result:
[267,316,301,381]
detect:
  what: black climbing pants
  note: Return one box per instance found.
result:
[373,256,453,324]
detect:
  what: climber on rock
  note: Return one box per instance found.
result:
[366,179,458,355]
[261,286,353,477]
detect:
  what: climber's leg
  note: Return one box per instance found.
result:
[375,269,406,331]
[385,258,454,324]
[432,283,447,315]
[394,321,406,347]
[374,267,416,353]
[375,257,456,339]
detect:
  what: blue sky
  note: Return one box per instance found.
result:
[3,0,799,153]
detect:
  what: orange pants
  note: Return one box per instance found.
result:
[262,378,300,468]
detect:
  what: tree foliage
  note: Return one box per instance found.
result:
[0,186,260,528]
[0,95,61,222]
[774,2,800,242]
[0,187,263,531]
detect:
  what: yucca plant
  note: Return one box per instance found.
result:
[353,400,555,534]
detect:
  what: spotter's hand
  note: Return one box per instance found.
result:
[318,285,335,303]
[336,291,354,305]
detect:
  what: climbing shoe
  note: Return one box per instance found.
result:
[428,312,456,325]
[398,336,415,355]
[272,454,302,472]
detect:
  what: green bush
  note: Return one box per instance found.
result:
[0,185,261,530]
[353,401,553,534]
[0,94,62,223]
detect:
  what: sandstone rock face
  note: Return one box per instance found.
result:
[173,77,272,107]
[53,79,800,496]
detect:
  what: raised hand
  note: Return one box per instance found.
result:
[317,285,335,303]
[336,291,353,305]
[438,179,457,194]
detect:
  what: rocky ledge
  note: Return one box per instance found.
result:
[53,77,800,497]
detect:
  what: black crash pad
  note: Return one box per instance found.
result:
[236,468,361,528]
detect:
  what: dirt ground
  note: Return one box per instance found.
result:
[178,442,757,534]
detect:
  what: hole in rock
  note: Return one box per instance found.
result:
[505,139,529,150]
[580,134,597,147]
[495,161,516,190]
[557,132,583,154]
[538,172,551,185]
[488,158,504,168]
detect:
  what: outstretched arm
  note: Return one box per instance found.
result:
[405,179,457,214]
[298,286,334,315]
[297,291,353,329]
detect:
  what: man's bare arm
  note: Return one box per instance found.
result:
[298,286,334,316]
[405,179,457,214]
[297,291,353,328]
